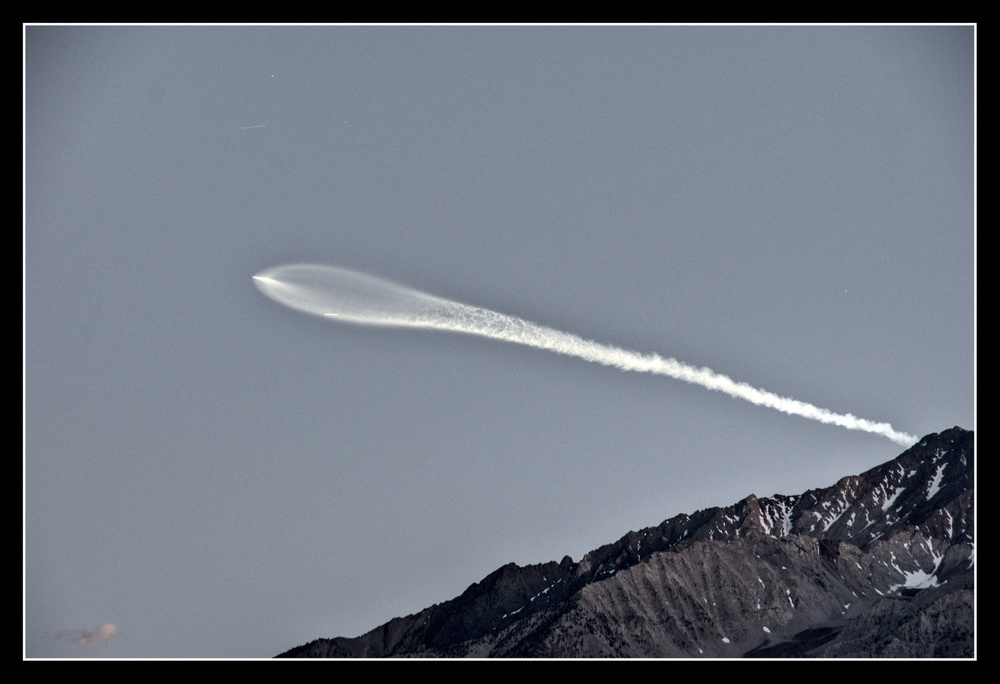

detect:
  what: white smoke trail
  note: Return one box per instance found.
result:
[254,264,918,447]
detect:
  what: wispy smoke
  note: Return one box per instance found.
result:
[418,302,918,447]
[254,264,919,448]
[55,623,120,651]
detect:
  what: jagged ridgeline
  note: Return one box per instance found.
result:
[278,427,973,658]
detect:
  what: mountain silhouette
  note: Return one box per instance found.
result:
[277,426,974,658]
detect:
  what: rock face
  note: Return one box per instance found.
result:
[277,427,974,658]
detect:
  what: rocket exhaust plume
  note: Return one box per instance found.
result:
[253,264,918,447]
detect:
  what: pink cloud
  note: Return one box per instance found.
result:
[55,623,120,651]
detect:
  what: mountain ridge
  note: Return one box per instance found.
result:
[277,426,974,658]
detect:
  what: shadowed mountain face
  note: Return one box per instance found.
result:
[278,427,974,658]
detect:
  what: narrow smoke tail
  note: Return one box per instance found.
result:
[253,264,918,447]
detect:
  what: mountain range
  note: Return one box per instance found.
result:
[277,426,974,658]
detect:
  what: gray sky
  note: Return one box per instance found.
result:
[25,25,974,658]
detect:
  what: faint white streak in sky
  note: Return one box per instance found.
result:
[253,264,919,447]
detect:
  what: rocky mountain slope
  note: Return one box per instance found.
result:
[277,426,974,658]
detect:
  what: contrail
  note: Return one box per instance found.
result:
[253,264,918,447]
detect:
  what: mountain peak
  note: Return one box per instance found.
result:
[278,428,974,658]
